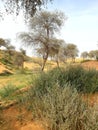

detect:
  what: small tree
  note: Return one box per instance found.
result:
[46,38,65,68]
[14,52,24,69]
[88,50,98,60]
[0,38,9,49]
[20,48,26,55]
[81,51,88,60]
[6,45,15,60]
[62,43,79,63]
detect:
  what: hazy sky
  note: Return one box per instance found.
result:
[0,0,98,56]
[48,0,98,54]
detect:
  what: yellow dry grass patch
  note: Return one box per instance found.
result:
[24,62,40,70]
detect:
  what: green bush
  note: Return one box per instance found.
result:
[59,65,98,93]
[32,65,98,93]
[22,84,98,130]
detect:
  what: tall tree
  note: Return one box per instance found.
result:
[18,10,66,70]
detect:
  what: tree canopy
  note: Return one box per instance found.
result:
[1,0,53,18]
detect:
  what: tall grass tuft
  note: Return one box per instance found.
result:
[0,84,18,100]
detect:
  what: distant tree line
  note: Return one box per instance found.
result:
[81,50,98,60]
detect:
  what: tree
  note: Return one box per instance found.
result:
[14,52,25,69]
[81,51,88,60]
[63,43,79,62]
[0,38,9,49]
[1,0,53,18]
[88,50,95,59]
[20,48,26,55]
[88,50,98,60]
[48,38,65,68]
[6,44,15,61]
[18,10,66,70]
[94,50,98,60]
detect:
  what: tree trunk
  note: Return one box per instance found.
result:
[41,26,49,71]
[41,57,47,71]
[41,52,48,71]
[56,58,59,68]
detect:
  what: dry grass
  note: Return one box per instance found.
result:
[0,73,32,88]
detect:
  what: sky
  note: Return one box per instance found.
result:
[0,0,98,56]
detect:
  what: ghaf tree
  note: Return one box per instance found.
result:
[19,10,66,71]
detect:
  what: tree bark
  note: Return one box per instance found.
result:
[41,57,47,71]
[41,51,49,71]
[56,56,60,68]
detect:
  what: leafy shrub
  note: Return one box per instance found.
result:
[32,65,98,93]
[23,83,98,130]
[59,65,98,93]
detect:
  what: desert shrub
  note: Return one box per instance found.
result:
[22,83,98,130]
[59,65,98,93]
[32,65,98,93]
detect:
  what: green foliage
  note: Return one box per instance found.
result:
[59,65,98,93]
[0,84,18,100]
[0,73,33,89]
[22,84,98,130]
[32,65,98,93]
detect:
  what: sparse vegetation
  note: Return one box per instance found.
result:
[0,0,98,129]
[0,59,98,130]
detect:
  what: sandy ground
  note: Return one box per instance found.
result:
[81,60,98,70]
[2,105,44,130]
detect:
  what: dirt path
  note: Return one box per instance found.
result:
[1,104,45,130]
